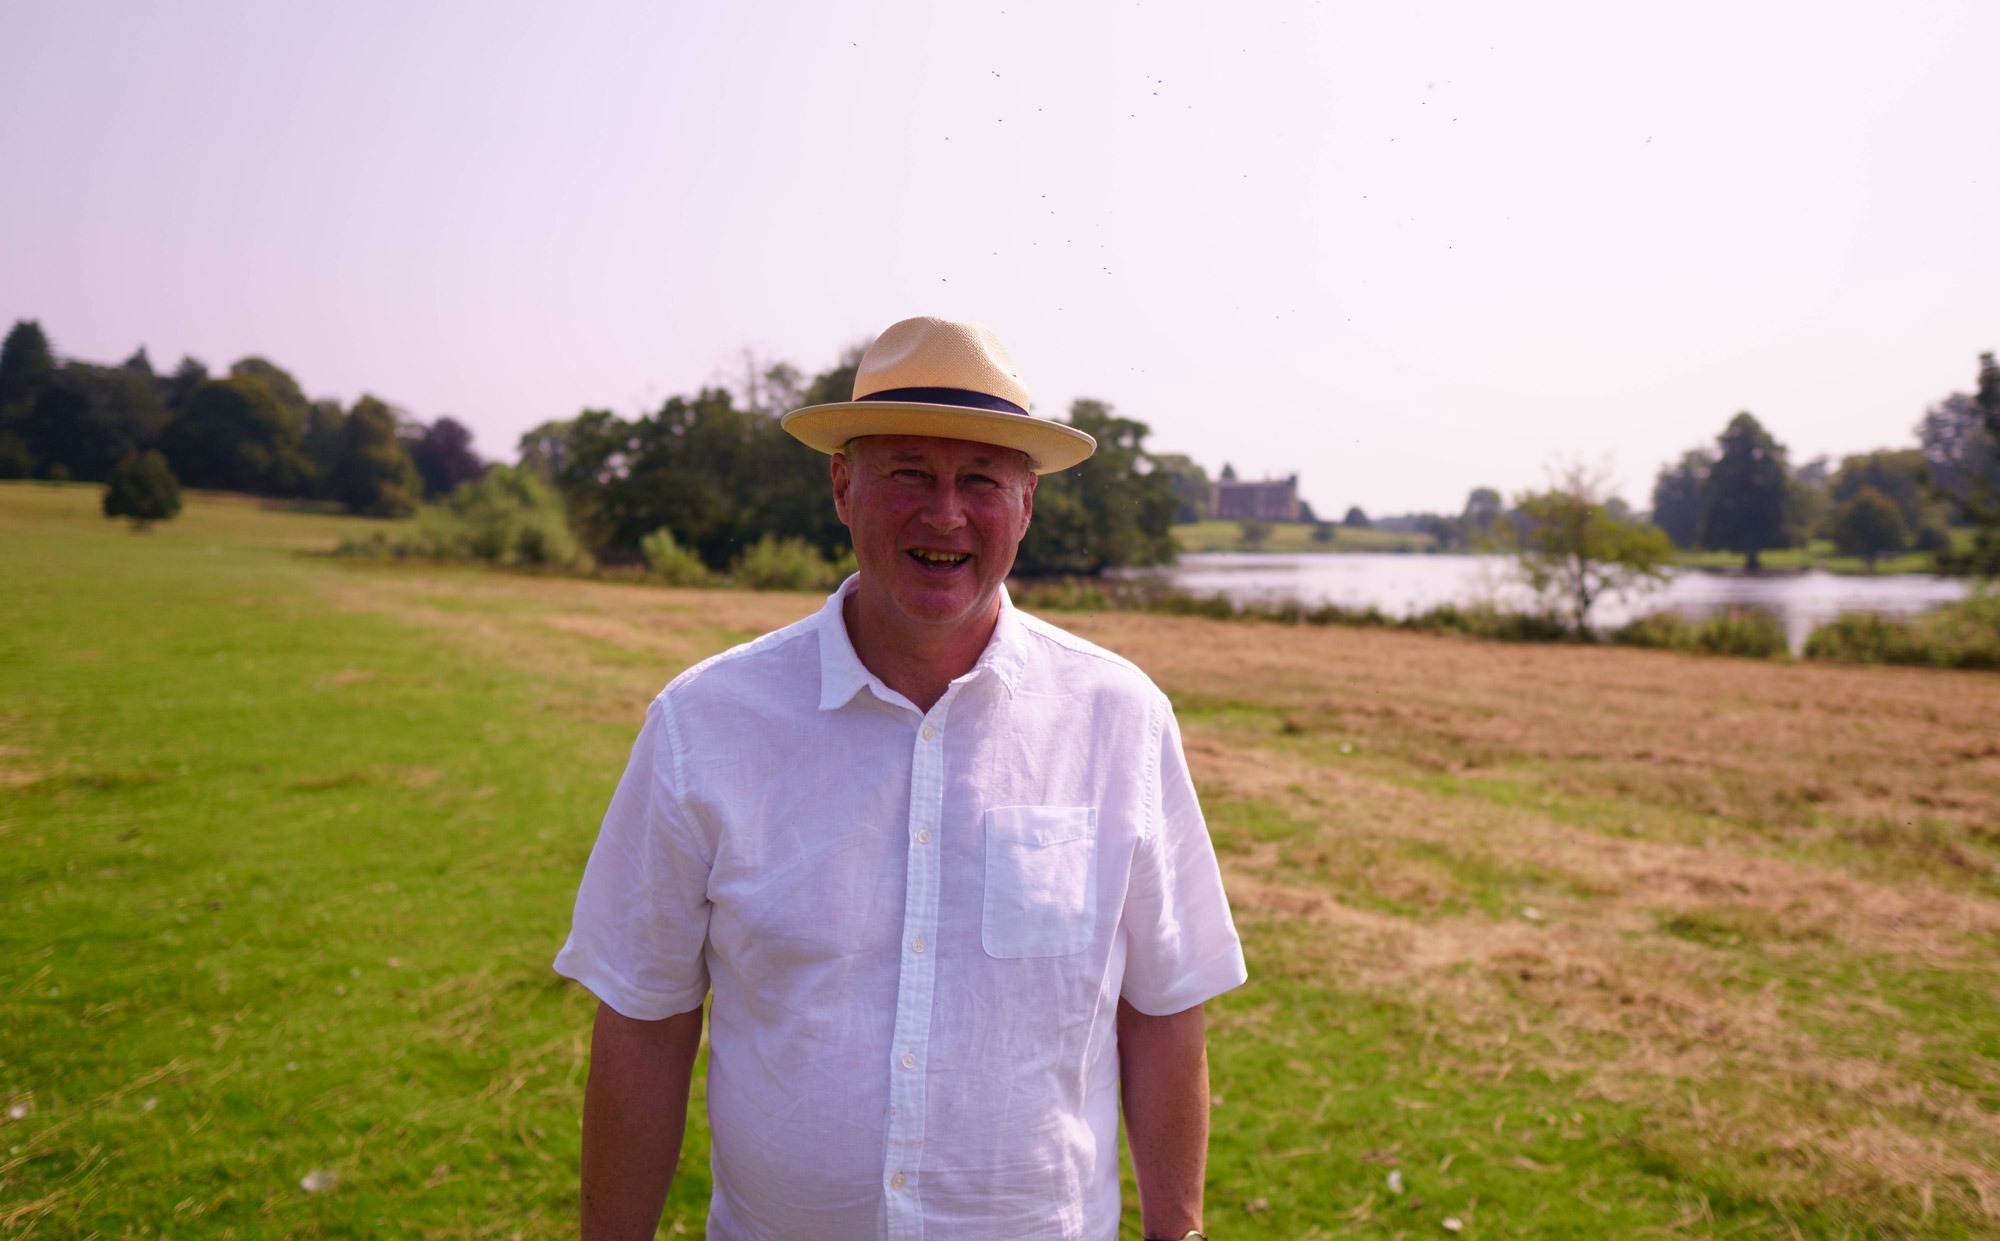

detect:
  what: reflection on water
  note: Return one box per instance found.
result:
[1126,553,1975,652]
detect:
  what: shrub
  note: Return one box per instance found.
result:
[101,451,182,530]
[1803,593,2000,670]
[333,466,586,568]
[640,528,713,587]
[1613,608,1788,658]
[731,535,852,591]
[420,467,583,566]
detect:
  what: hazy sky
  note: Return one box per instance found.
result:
[4,1,1995,515]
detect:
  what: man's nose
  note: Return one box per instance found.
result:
[919,480,968,531]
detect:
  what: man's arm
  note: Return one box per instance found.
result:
[581,1000,705,1241]
[1118,998,1209,1240]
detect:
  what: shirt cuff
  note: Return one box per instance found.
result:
[1121,946,1249,1017]
[552,941,708,1021]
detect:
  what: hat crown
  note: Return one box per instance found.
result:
[853,316,1031,410]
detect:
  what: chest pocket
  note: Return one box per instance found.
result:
[982,805,1098,959]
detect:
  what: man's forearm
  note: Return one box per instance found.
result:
[1117,998,1209,1239]
[580,1000,704,1241]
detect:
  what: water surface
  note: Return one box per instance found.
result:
[1128,553,1975,651]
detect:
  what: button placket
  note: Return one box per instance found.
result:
[881,690,961,1241]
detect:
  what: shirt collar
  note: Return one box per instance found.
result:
[817,575,1026,712]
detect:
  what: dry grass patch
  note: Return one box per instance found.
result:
[1046,612,2000,1226]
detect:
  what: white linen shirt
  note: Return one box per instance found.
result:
[554,578,1247,1241]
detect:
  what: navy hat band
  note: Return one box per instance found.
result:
[856,386,1028,417]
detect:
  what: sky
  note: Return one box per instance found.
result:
[3,0,1996,516]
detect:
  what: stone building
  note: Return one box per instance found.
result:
[1211,473,1302,522]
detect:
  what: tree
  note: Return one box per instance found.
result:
[1699,412,1795,570]
[1460,487,1503,544]
[407,415,487,498]
[162,374,311,494]
[1829,449,1947,551]
[1790,455,1833,542]
[1649,448,1714,550]
[1918,389,2000,520]
[1013,399,1179,575]
[101,450,182,530]
[24,362,171,482]
[1924,352,2000,577]
[0,320,56,478]
[1341,505,1371,529]
[1148,452,1211,523]
[1505,465,1674,634]
[302,398,347,491]
[328,395,423,517]
[1830,486,1908,567]
[160,356,209,413]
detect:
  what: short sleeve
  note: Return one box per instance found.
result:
[552,695,714,1020]
[1118,698,1248,1015]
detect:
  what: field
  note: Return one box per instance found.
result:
[1172,520,1437,555]
[5,482,2000,1238]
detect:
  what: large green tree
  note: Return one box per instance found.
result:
[406,416,487,498]
[22,362,173,483]
[1830,486,1909,567]
[1699,412,1795,570]
[1649,448,1714,550]
[1929,352,2000,576]
[328,395,423,517]
[1829,449,1948,552]
[0,320,57,477]
[1013,399,1179,576]
[161,374,311,494]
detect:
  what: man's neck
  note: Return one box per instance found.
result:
[842,588,1001,714]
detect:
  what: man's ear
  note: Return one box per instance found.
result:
[1018,470,1037,532]
[830,453,853,526]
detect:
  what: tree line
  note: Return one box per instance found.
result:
[515,351,1181,577]
[0,320,486,517]
[1354,353,1999,576]
[13,310,1994,582]
[1649,353,1999,572]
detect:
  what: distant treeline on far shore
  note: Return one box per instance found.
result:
[4,317,1997,578]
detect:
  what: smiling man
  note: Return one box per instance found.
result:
[554,316,1246,1241]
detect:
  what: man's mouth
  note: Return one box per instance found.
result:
[908,549,970,567]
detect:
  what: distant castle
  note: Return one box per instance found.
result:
[1211,470,1302,522]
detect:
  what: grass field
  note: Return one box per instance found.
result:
[6,482,2000,1238]
[1172,521,1437,555]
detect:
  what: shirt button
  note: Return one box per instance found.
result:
[916,829,931,844]
[890,1172,907,1189]
[901,1052,916,1069]
[921,725,935,741]
[911,938,926,953]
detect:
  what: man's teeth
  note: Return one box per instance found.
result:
[911,550,969,564]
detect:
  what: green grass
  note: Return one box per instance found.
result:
[0,487,711,1236]
[6,483,1999,1238]
[1172,521,1437,555]
[1672,532,1979,576]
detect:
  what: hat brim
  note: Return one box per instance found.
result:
[781,401,1096,473]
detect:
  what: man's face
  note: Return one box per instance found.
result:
[832,434,1037,635]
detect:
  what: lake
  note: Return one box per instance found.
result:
[1127,552,1976,651]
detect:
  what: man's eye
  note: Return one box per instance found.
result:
[963,475,998,489]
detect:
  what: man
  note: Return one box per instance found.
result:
[554,316,1246,1241]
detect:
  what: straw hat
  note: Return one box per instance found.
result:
[780,316,1096,473]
